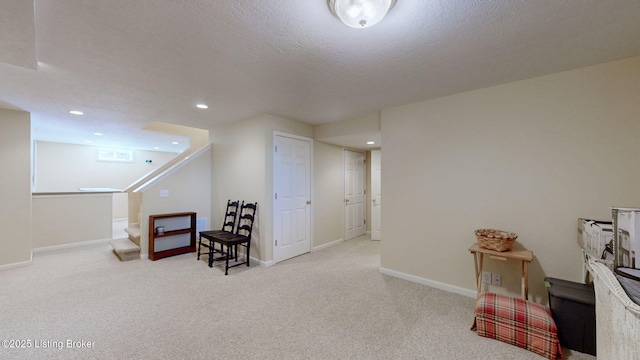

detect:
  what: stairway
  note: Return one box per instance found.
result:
[110,223,141,261]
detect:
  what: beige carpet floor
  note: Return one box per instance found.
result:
[0,235,594,359]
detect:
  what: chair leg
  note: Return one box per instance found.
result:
[197,236,202,260]
[246,241,250,267]
[224,244,230,275]
[208,241,214,268]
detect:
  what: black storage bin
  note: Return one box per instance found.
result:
[544,277,596,356]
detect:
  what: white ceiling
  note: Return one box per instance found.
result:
[2,0,640,151]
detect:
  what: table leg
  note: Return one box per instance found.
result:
[522,260,529,300]
[474,253,484,297]
[472,252,479,295]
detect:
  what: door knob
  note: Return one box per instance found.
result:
[306,200,311,205]
[345,198,350,203]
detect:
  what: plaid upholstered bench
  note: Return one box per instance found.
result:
[472,292,564,359]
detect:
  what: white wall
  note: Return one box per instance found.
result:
[32,194,112,248]
[211,113,316,263]
[264,116,316,261]
[0,109,32,266]
[314,112,380,144]
[313,141,344,247]
[35,141,177,192]
[381,56,640,302]
[139,148,212,256]
[211,116,267,260]
[112,192,128,219]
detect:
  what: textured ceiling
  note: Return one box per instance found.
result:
[1,0,640,151]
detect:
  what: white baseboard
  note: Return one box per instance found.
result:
[197,249,271,267]
[33,238,113,254]
[251,256,273,267]
[378,266,476,299]
[312,238,343,252]
[0,259,33,271]
[230,239,344,268]
[255,238,344,267]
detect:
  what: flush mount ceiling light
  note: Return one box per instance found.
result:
[196,104,208,109]
[69,110,84,115]
[328,0,396,28]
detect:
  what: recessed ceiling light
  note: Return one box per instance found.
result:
[172,142,179,145]
[84,140,92,144]
[367,141,375,145]
[69,110,84,115]
[93,132,103,136]
[196,104,208,109]
[153,147,160,150]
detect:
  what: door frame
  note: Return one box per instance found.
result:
[370,149,381,240]
[343,149,366,241]
[272,131,313,264]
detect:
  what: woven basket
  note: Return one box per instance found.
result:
[475,229,518,252]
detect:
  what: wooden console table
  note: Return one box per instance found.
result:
[469,243,533,300]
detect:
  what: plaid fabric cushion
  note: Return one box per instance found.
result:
[472,292,564,360]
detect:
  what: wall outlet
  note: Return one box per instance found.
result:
[481,271,492,284]
[492,273,502,286]
[160,189,169,198]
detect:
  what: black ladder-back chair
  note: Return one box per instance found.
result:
[211,202,257,275]
[197,199,240,264]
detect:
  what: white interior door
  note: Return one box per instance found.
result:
[344,150,365,240]
[371,150,382,241]
[273,134,312,263]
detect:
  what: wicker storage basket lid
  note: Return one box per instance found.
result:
[475,229,518,252]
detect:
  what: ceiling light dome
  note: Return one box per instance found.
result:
[328,0,396,28]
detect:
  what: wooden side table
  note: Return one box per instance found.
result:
[469,243,533,300]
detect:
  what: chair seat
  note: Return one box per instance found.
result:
[197,200,240,266]
[200,230,234,237]
[212,232,248,243]
[198,230,232,252]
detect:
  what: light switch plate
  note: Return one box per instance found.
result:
[481,271,492,284]
[492,274,502,286]
[160,190,169,198]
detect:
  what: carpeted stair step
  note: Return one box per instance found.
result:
[110,238,140,261]
[124,224,141,246]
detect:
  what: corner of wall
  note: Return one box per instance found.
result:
[0,109,32,266]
